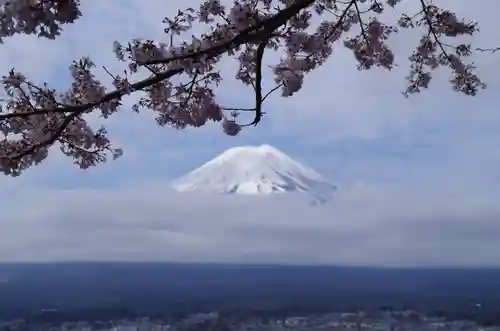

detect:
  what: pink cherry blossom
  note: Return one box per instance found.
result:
[0,0,491,176]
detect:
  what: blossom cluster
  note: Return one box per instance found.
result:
[0,0,81,42]
[0,0,485,176]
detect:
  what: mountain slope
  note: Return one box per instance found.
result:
[171,145,336,202]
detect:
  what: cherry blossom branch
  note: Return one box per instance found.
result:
[476,47,500,53]
[141,0,316,67]
[0,0,490,176]
[5,70,217,163]
[0,66,183,172]
[0,67,183,121]
[417,0,483,95]
[0,0,82,42]
[419,0,450,60]
[353,1,368,42]
[1,0,318,146]
[10,111,80,162]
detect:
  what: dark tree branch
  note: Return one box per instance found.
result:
[141,0,316,66]
[476,47,500,53]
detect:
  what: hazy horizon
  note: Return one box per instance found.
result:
[2,261,500,269]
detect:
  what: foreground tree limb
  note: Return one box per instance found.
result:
[0,0,489,176]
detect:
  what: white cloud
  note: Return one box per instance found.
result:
[1,180,500,266]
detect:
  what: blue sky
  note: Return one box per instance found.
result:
[0,0,500,265]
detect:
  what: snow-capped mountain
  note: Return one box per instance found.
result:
[171,144,336,203]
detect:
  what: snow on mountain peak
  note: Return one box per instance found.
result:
[171,144,336,202]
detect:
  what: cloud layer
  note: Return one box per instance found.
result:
[1,180,499,266]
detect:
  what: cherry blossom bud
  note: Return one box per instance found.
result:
[222,118,241,136]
